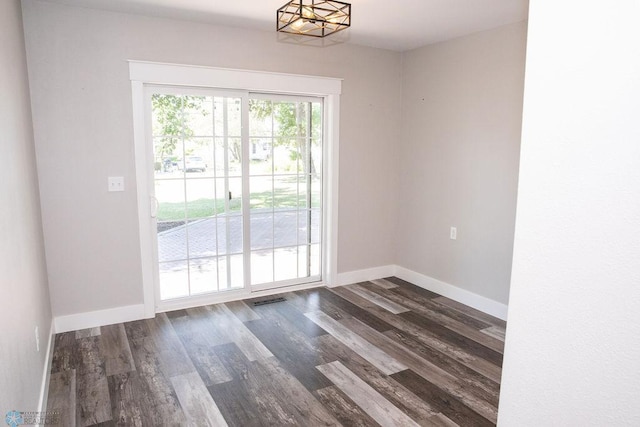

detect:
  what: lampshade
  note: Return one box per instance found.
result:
[277,1,351,38]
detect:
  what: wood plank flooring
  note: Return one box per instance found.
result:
[47,278,506,426]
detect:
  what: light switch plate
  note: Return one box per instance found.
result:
[108,176,124,192]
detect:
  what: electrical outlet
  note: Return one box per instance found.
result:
[450,227,457,240]
[35,326,40,352]
[108,176,125,192]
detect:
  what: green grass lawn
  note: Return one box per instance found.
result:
[157,189,320,222]
[158,197,240,221]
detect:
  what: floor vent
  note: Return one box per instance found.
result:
[252,297,286,306]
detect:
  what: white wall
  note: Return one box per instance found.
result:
[21,0,402,318]
[0,0,53,412]
[498,1,640,425]
[397,22,527,305]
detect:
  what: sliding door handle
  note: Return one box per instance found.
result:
[150,195,159,218]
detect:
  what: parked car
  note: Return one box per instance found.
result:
[178,156,207,172]
[162,158,178,172]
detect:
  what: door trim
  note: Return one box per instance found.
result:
[130,61,342,316]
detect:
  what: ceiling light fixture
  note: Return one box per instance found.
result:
[277,0,351,38]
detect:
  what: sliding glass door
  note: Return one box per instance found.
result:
[248,95,322,290]
[147,87,323,303]
[150,88,245,300]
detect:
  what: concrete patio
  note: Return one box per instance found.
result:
[157,208,320,298]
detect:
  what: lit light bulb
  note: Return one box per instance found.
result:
[291,19,305,30]
[302,6,316,19]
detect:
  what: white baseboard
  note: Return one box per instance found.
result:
[38,322,55,413]
[52,281,327,330]
[52,265,507,334]
[394,265,508,320]
[334,265,396,287]
[54,304,146,333]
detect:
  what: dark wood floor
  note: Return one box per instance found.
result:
[47,277,506,426]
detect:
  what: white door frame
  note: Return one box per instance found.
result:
[129,61,342,317]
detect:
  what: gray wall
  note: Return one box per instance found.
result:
[22,0,402,318]
[397,22,527,304]
[0,0,52,412]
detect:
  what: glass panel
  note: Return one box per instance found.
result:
[311,102,322,139]
[228,216,243,255]
[190,257,218,295]
[273,142,298,174]
[311,174,322,208]
[227,137,242,177]
[250,176,272,211]
[249,99,273,137]
[156,179,185,223]
[186,179,215,220]
[214,138,226,176]
[270,102,289,136]
[187,219,217,259]
[296,137,310,175]
[295,210,320,245]
[274,247,298,282]
[159,260,189,300]
[229,254,244,289]
[182,139,209,174]
[217,255,228,290]
[218,215,243,255]
[212,178,242,216]
[273,211,298,248]
[215,217,228,256]
[152,94,184,137]
[227,177,242,214]
[158,221,188,263]
[297,245,309,278]
[310,244,321,276]
[311,138,322,175]
[297,210,311,246]
[250,213,273,251]
[249,138,272,176]
[182,137,214,177]
[154,137,183,179]
[298,175,310,209]
[183,95,214,137]
[215,179,226,216]
[274,102,308,137]
[251,250,273,285]
[273,176,298,209]
[227,98,242,137]
[310,209,321,244]
[213,98,225,137]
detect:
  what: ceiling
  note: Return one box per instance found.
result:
[40,0,529,51]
